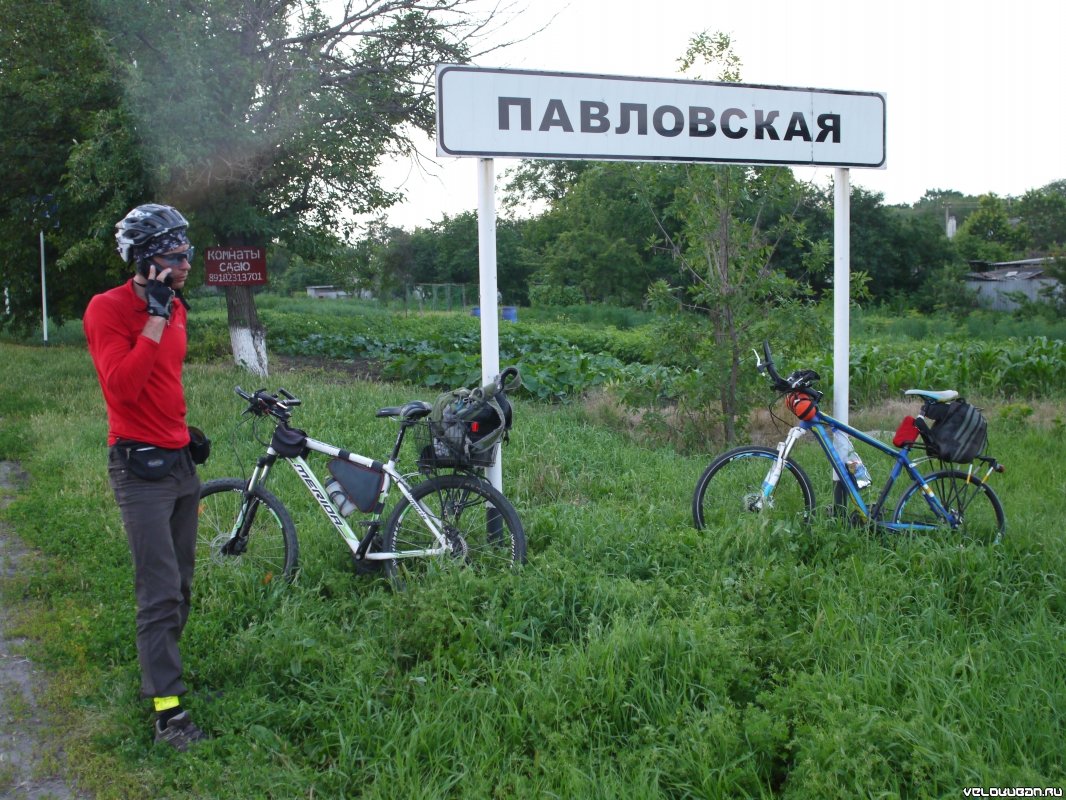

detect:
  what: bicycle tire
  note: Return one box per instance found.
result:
[197,478,299,585]
[692,445,816,531]
[380,473,526,590]
[892,469,1006,545]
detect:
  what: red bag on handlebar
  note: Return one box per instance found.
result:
[786,392,817,421]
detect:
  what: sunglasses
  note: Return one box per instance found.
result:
[155,246,195,266]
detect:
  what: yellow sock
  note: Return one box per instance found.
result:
[153,696,180,713]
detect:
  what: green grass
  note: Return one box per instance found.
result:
[0,341,1064,798]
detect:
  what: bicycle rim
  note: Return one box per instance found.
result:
[892,469,1005,545]
[693,446,815,532]
[381,474,526,589]
[197,478,299,587]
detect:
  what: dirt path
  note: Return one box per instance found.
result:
[0,461,88,799]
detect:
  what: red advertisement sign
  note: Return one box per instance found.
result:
[204,247,268,286]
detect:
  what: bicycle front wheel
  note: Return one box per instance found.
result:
[693,446,815,531]
[197,478,299,585]
[892,469,1005,545]
[380,474,526,589]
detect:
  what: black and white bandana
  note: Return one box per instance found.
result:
[135,229,190,261]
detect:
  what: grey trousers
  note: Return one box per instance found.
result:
[108,446,200,699]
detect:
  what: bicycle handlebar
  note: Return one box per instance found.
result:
[755,342,823,399]
[234,386,301,421]
[233,367,519,424]
[473,366,522,399]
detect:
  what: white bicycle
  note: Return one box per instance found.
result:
[196,371,526,590]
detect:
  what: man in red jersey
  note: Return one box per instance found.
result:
[83,204,207,751]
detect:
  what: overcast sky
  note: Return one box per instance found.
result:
[370,0,1066,229]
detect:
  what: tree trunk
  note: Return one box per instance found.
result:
[225,285,269,377]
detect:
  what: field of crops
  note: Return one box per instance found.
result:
[0,303,1064,798]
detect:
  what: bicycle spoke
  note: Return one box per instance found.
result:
[382,474,525,589]
[893,470,1005,545]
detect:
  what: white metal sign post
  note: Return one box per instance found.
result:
[436,65,885,486]
[476,158,503,488]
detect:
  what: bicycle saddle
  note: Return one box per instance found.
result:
[903,389,959,403]
[376,401,432,420]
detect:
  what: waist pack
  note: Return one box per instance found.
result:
[116,442,181,480]
[919,400,988,463]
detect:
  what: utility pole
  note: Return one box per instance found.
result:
[40,230,48,343]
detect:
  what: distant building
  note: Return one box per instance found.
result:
[305,285,349,299]
[965,258,1059,311]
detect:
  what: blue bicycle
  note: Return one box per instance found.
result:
[692,342,1006,544]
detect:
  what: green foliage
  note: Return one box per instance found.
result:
[0,0,145,333]
[805,335,1066,405]
[645,157,830,443]
[2,342,1065,798]
[846,187,964,305]
[1018,179,1066,251]
[954,194,1030,263]
[996,402,1034,430]
[527,284,586,307]
[0,0,502,340]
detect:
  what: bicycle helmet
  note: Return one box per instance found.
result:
[115,204,189,263]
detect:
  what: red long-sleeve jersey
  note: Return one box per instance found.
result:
[83,279,190,449]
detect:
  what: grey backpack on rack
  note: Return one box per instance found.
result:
[428,369,521,467]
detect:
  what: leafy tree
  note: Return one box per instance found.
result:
[953,194,1029,264]
[833,187,961,304]
[646,163,828,444]
[530,164,674,305]
[1017,180,1066,252]
[501,160,593,214]
[633,33,830,445]
[14,0,503,372]
[0,0,146,335]
[387,212,533,305]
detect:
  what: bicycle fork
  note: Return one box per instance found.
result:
[758,427,807,509]
[222,460,273,555]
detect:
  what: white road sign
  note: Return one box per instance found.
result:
[437,65,885,168]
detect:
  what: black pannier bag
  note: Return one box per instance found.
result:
[919,400,988,463]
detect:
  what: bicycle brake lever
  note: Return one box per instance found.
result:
[753,348,767,374]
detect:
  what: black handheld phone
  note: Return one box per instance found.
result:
[136,259,173,286]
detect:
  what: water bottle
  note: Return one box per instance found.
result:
[833,431,872,489]
[325,478,357,516]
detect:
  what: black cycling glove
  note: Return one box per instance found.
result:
[145,278,175,319]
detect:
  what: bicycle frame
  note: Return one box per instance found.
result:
[774,409,997,532]
[235,434,449,563]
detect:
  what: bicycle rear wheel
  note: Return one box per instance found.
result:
[892,469,1005,545]
[380,474,526,590]
[197,478,299,585]
[692,446,815,531]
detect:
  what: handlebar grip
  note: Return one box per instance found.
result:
[760,341,785,384]
[277,388,301,406]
